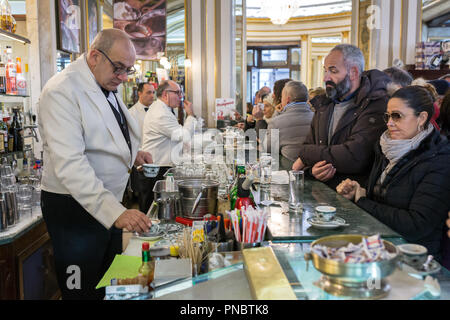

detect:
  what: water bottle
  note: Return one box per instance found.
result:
[165,173,175,192]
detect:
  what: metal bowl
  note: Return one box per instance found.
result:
[304,234,400,284]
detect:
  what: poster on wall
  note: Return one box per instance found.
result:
[215,99,236,121]
[86,0,99,48]
[57,0,82,54]
[113,0,166,60]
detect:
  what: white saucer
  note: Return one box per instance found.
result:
[136,232,163,241]
[400,260,442,276]
[307,216,349,229]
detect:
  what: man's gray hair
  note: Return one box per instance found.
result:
[331,44,365,76]
[156,80,172,98]
[284,81,308,103]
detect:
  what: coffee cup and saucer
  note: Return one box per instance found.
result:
[307,205,349,229]
[397,244,441,276]
[142,164,160,178]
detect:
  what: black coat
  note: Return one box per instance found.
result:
[356,130,450,260]
[299,69,390,189]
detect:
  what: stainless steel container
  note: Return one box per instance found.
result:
[304,234,400,299]
[147,180,182,221]
[4,191,17,227]
[0,195,7,231]
[178,179,219,219]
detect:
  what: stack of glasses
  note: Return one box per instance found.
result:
[0,163,42,232]
[0,165,19,231]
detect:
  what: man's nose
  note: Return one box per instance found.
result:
[117,73,128,82]
[323,72,331,83]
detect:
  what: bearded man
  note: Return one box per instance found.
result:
[292,44,390,189]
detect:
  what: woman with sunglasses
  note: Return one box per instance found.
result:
[337,86,450,266]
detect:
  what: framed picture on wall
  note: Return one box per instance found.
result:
[86,0,99,48]
[113,0,167,60]
[56,0,82,54]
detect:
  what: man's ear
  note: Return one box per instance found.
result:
[349,66,359,81]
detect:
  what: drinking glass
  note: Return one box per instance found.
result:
[259,154,272,188]
[29,175,41,208]
[1,166,16,187]
[17,185,33,220]
[289,170,304,213]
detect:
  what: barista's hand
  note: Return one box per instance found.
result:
[183,100,194,117]
[134,151,153,170]
[292,157,305,171]
[114,209,152,233]
[312,161,336,182]
[336,179,358,201]
[252,105,264,121]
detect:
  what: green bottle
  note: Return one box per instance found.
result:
[230,165,246,210]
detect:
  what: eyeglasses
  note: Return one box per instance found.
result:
[165,89,183,97]
[97,49,136,76]
[383,111,419,123]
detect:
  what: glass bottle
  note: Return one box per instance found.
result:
[5,46,17,95]
[15,58,26,96]
[0,47,6,94]
[165,173,175,192]
[9,108,22,152]
[138,242,154,286]
[5,0,11,32]
[0,0,6,31]
[230,165,246,210]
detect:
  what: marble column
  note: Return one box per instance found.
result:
[185,0,241,127]
[26,0,58,159]
[351,0,422,70]
[300,35,309,85]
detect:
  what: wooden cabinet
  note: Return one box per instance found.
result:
[0,220,60,300]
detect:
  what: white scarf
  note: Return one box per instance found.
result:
[379,125,433,184]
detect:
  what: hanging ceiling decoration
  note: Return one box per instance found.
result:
[259,0,301,25]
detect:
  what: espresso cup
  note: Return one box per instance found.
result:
[314,205,337,222]
[143,164,160,178]
[397,244,428,269]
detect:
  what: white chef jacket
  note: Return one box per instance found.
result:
[128,101,148,144]
[141,99,196,166]
[38,54,141,229]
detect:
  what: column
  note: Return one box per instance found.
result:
[300,35,309,85]
[351,0,422,70]
[341,31,350,44]
[185,0,239,127]
[26,0,59,159]
[401,0,422,66]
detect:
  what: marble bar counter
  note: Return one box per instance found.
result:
[0,207,43,245]
[261,178,401,242]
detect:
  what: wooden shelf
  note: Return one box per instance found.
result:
[0,94,30,103]
[0,29,30,44]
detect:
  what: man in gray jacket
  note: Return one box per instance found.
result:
[264,81,314,170]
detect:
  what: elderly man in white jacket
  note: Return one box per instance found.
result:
[139,80,197,212]
[38,29,153,300]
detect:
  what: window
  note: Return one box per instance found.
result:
[246,46,301,103]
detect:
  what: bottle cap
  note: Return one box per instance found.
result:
[142,242,150,251]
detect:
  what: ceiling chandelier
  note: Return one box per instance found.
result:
[260,0,301,25]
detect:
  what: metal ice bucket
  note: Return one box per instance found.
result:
[178,179,219,219]
[147,180,182,222]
